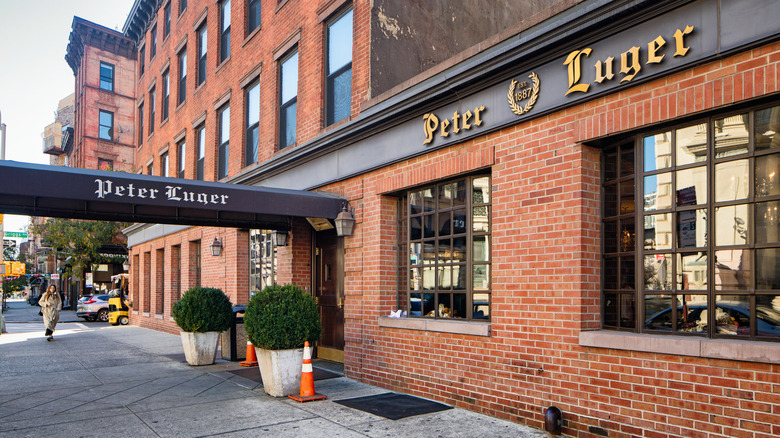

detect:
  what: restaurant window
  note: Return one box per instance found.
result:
[99,62,114,92]
[250,230,277,296]
[218,104,230,179]
[161,151,169,177]
[156,248,165,316]
[98,110,113,140]
[172,244,181,302]
[197,24,207,85]
[162,70,170,121]
[325,8,352,126]
[279,50,298,149]
[177,138,186,178]
[139,46,145,76]
[247,0,261,35]
[178,48,187,105]
[196,125,205,180]
[219,0,231,63]
[404,175,491,320]
[163,2,171,39]
[138,104,144,145]
[602,104,780,340]
[149,87,156,134]
[150,23,157,59]
[245,81,259,165]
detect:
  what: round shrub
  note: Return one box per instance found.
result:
[244,284,321,350]
[172,287,233,333]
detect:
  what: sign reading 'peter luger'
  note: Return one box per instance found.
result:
[94,178,230,206]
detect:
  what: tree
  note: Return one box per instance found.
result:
[3,245,15,261]
[29,218,129,284]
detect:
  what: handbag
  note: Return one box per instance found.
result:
[38,309,43,316]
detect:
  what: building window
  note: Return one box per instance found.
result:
[98,110,114,140]
[220,0,231,63]
[99,62,114,92]
[404,175,491,320]
[197,24,207,85]
[149,87,156,134]
[98,158,113,171]
[162,70,170,122]
[161,151,169,177]
[156,248,165,315]
[178,49,187,105]
[245,81,259,165]
[196,125,205,180]
[138,104,144,146]
[147,162,153,175]
[163,2,171,39]
[279,50,298,149]
[139,46,145,76]
[602,104,780,340]
[150,24,157,59]
[218,105,230,179]
[326,8,352,126]
[250,230,277,295]
[180,0,187,15]
[172,244,181,302]
[192,240,201,287]
[247,0,261,35]
[177,138,186,178]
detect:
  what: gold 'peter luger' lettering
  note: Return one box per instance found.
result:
[423,105,486,145]
[564,25,694,96]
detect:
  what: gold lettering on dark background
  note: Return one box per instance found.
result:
[423,105,486,145]
[564,25,695,96]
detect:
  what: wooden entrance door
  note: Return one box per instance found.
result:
[314,230,344,362]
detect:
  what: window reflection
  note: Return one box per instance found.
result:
[756,248,780,290]
[714,114,749,158]
[715,250,752,290]
[676,167,707,206]
[715,159,749,202]
[676,123,708,166]
[715,205,749,246]
[755,105,780,151]
[677,209,707,248]
[715,295,751,336]
[756,295,780,338]
[644,132,671,172]
[755,153,779,197]
[677,252,707,290]
[756,201,780,244]
[644,213,672,250]
[644,172,672,211]
[644,254,672,290]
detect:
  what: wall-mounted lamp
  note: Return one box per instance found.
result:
[272,230,289,247]
[334,201,355,237]
[122,259,130,271]
[210,237,223,256]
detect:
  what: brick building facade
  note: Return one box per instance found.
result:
[112,0,780,436]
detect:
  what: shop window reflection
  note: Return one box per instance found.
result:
[755,105,780,151]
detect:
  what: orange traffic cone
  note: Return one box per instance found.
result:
[289,341,326,402]
[239,340,258,367]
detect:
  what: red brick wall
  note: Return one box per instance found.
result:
[315,41,780,438]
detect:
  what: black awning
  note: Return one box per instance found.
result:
[0,160,344,229]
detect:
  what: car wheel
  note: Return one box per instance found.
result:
[97,309,109,322]
[119,316,129,325]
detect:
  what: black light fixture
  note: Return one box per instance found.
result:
[272,230,289,247]
[334,201,355,237]
[210,237,223,256]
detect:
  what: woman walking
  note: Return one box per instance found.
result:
[38,285,62,341]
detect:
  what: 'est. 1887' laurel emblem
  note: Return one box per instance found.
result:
[507,72,540,116]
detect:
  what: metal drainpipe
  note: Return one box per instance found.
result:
[0,110,6,160]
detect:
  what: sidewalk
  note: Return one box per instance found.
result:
[1,300,546,438]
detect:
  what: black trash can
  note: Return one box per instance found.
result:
[221,305,247,361]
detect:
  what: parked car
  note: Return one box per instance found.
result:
[645,301,780,337]
[76,294,111,322]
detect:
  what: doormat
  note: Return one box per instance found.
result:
[227,366,341,382]
[334,393,452,420]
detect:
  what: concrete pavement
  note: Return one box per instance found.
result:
[1,300,546,437]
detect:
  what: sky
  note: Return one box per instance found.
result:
[0,0,133,237]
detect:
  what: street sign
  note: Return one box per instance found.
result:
[3,239,15,248]
[4,232,27,238]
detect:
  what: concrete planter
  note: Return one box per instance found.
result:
[180,331,220,366]
[255,346,303,397]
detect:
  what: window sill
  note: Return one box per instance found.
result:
[175,100,186,112]
[579,330,780,365]
[378,316,490,337]
[194,82,206,96]
[216,56,231,74]
[242,26,262,47]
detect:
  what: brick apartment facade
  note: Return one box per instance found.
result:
[100,0,780,436]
